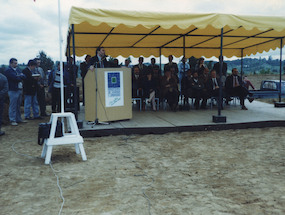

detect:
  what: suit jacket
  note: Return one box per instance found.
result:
[207,78,220,94]
[22,67,38,96]
[135,64,148,77]
[164,62,178,74]
[213,62,227,76]
[88,55,109,68]
[225,75,243,91]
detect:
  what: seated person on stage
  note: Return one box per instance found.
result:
[243,76,255,90]
[143,71,158,111]
[161,68,179,111]
[207,70,221,98]
[190,71,208,110]
[152,65,162,100]
[195,57,209,76]
[170,65,179,83]
[181,69,193,106]
[132,66,143,98]
[225,68,254,110]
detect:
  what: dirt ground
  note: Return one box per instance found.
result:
[0,117,284,215]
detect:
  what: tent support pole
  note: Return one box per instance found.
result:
[72,24,78,119]
[241,49,244,79]
[159,48,162,74]
[279,38,283,102]
[213,28,226,123]
[181,36,185,102]
[275,38,285,107]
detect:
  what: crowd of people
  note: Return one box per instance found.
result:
[83,48,254,111]
[0,47,255,136]
[0,58,49,136]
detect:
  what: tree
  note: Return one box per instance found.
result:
[36,51,54,72]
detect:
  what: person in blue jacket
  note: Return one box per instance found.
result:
[3,58,26,126]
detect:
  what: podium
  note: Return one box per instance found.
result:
[84,67,132,122]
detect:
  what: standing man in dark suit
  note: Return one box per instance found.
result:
[225,68,253,110]
[164,55,178,76]
[213,55,228,77]
[135,57,148,77]
[22,60,42,119]
[88,47,109,69]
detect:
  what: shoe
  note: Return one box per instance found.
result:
[11,122,18,126]
[41,113,50,117]
[25,117,33,120]
[241,105,248,110]
[248,97,254,103]
[0,131,5,136]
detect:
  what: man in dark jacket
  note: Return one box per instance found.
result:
[0,72,8,135]
[22,60,41,119]
[88,47,109,69]
[3,58,26,125]
[225,68,253,110]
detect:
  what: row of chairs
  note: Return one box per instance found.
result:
[132,96,239,111]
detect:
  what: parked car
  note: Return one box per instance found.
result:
[250,80,285,98]
[260,80,285,92]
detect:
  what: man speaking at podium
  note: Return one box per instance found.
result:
[88,47,109,69]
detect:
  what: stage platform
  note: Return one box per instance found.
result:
[78,100,285,137]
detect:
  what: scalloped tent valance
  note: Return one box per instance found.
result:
[67,7,285,59]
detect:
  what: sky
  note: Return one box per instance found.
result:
[0,0,285,65]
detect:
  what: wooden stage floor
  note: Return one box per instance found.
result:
[78,100,285,137]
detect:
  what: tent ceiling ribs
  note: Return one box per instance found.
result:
[160,28,198,48]
[243,37,282,50]
[99,27,115,47]
[131,26,161,47]
[223,28,274,48]
[189,27,241,48]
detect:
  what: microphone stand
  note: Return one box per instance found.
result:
[91,57,110,127]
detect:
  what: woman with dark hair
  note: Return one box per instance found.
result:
[195,57,209,76]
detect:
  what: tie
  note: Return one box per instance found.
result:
[100,61,104,68]
[213,78,217,89]
[234,77,239,87]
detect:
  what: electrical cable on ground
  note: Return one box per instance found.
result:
[11,140,65,215]
[119,136,154,215]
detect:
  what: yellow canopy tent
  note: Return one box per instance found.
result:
[67,6,285,59]
[66,7,285,122]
